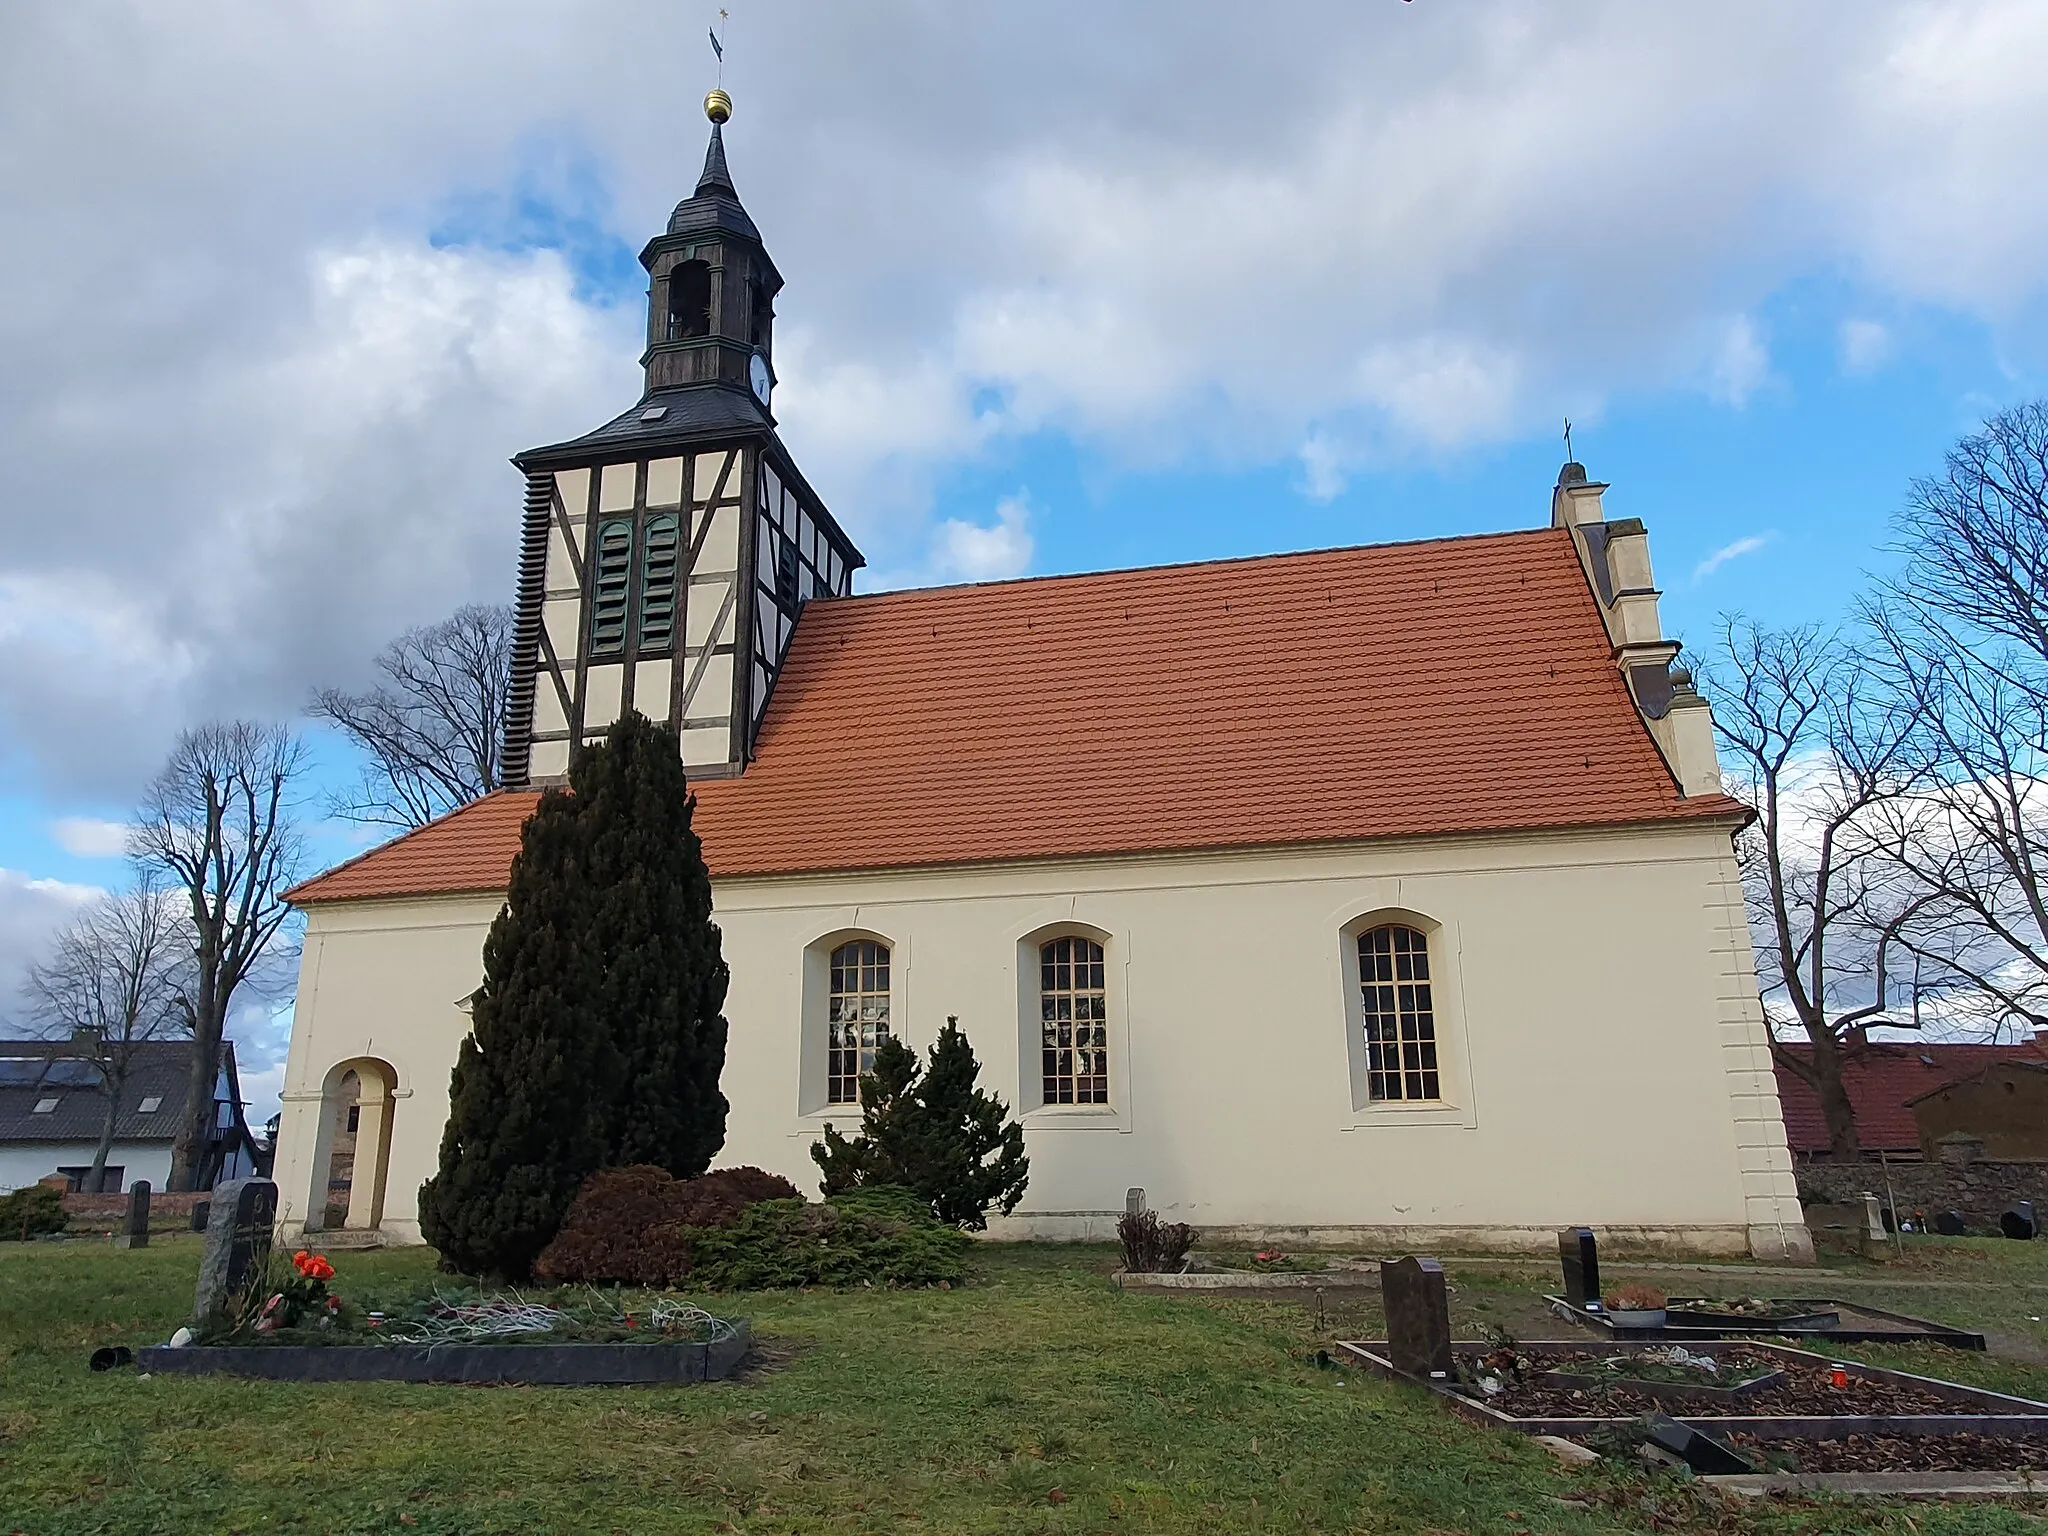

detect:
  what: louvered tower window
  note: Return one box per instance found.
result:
[639,513,680,651]
[1359,925,1440,1101]
[1041,936,1109,1105]
[589,519,634,656]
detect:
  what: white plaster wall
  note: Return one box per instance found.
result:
[272,894,503,1243]
[0,1142,172,1194]
[276,823,1809,1257]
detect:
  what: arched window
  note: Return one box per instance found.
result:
[666,259,712,340]
[638,513,679,651]
[827,940,890,1104]
[589,519,633,656]
[1358,925,1439,1101]
[1040,936,1108,1105]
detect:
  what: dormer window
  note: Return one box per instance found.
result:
[666,259,712,341]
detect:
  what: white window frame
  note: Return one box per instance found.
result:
[1335,907,1478,1130]
[798,928,905,1120]
[1014,917,1131,1132]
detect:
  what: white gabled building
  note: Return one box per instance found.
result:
[272,97,1811,1264]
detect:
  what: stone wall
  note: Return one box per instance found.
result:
[1796,1157,2048,1235]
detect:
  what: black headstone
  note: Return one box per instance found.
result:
[113,1181,151,1250]
[2001,1201,2038,1241]
[1642,1413,1753,1475]
[1381,1256,1453,1380]
[189,1199,211,1233]
[1935,1210,1967,1237]
[1558,1226,1601,1311]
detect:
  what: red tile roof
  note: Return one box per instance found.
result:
[288,529,1745,904]
[1772,1042,2048,1155]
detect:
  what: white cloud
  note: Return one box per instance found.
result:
[0,869,103,1027]
[1707,317,1773,408]
[1694,532,1777,583]
[1840,318,1894,374]
[3,1,2048,808]
[51,818,133,859]
[1297,434,1349,503]
[872,494,1037,590]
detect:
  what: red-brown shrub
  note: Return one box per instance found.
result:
[534,1165,801,1285]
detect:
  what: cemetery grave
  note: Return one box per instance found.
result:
[1548,1225,1988,1348]
[1343,1242,2048,1489]
[133,1178,751,1386]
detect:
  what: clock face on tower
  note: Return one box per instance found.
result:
[748,350,773,407]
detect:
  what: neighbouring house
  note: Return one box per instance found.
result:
[1908,1059,2048,1163]
[269,100,1813,1262]
[0,1039,269,1193]
[1772,1039,2048,1160]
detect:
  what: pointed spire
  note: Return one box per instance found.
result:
[696,122,737,200]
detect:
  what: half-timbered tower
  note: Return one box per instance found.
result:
[503,91,865,785]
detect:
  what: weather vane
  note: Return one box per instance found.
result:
[705,7,732,123]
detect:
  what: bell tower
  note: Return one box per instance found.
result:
[501,90,865,787]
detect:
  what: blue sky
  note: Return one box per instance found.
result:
[3,2,2046,1118]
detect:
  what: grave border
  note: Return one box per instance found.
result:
[1334,1338,2048,1441]
[136,1324,751,1387]
[1546,1295,1988,1349]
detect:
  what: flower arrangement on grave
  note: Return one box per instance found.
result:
[254,1249,343,1333]
[1603,1284,1667,1312]
[1600,1283,1668,1326]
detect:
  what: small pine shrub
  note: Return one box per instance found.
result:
[812,1018,1028,1229]
[534,1165,800,1286]
[686,1187,970,1289]
[1,1184,68,1240]
[1117,1208,1195,1273]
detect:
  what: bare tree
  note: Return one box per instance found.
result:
[1705,619,1938,1158]
[311,603,511,829]
[1860,402,2048,1037]
[23,880,193,1193]
[132,721,306,1191]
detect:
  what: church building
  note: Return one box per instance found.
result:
[273,95,1814,1263]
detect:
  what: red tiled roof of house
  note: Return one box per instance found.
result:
[1772,1041,2048,1155]
[288,528,1745,904]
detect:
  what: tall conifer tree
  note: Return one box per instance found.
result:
[419,712,730,1278]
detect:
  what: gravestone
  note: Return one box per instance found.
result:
[2002,1201,2038,1242]
[1381,1256,1453,1380]
[1558,1227,1601,1311]
[189,1199,210,1233]
[113,1181,151,1250]
[1935,1210,1967,1237]
[1125,1188,1146,1217]
[1642,1413,1753,1475]
[1860,1192,1890,1258]
[192,1179,278,1330]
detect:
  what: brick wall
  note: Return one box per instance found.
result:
[60,1189,208,1233]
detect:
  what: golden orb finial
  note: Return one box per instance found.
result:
[704,89,732,125]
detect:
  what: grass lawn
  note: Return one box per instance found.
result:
[4,1237,2048,1534]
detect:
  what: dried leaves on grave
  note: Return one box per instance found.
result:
[1117,1208,1196,1273]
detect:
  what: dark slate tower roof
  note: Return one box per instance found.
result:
[666,121,761,243]
[515,91,787,469]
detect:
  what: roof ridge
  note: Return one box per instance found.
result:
[842,525,1565,606]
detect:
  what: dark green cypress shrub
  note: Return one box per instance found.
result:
[812,1017,1029,1229]
[419,712,730,1279]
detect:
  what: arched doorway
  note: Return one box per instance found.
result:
[310,1058,397,1232]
